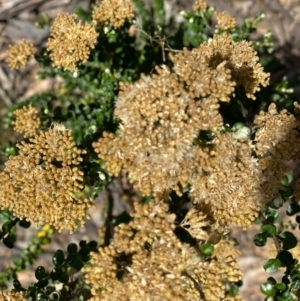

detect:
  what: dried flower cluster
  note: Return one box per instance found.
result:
[254,103,300,160]
[0,124,94,232]
[6,39,34,70]
[189,239,243,301]
[93,63,227,197]
[0,291,27,301]
[85,200,242,300]
[93,33,271,229]
[193,0,208,11]
[12,104,40,137]
[47,13,99,72]
[214,11,236,30]
[92,0,134,29]
[173,33,270,100]
[190,131,283,230]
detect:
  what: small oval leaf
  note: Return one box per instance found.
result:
[67,243,78,254]
[263,258,282,274]
[274,282,286,291]
[254,233,267,247]
[278,232,298,250]
[262,224,276,237]
[52,249,65,266]
[200,243,214,256]
[260,282,274,296]
[277,250,294,267]
[35,266,46,280]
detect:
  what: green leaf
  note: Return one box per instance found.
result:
[228,284,239,296]
[52,249,65,266]
[267,277,276,285]
[263,207,279,221]
[13,279,23,291]
[292,273,300,281]
[200,243,214,256]
[35,266,46,280]
[78,246,90,256]
[263,258,282,274]
[260,282,274,296]
[18,220,31,228]
[50,267,62,281]
[262,224,276,237]
[67,243,78,254]
[69,256,84,271]
[88,240,98,251]
[36,279,48,288]
[66,253,77,263]
[290,280,300,292]
[276,290,294,301]
[3,234,15,249]
[280,173,293,186]
[79,240,87,248]
[274,282,286,291]
[59,272,69,283]
[286,202,300,216]
[278,232,298,250]
[281,186,294,200]
[81,254,91,262]
[2,221,12,232]
[277,250,294,267]
[254,233,267,247]
[282,275,291,285]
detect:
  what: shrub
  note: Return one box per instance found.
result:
[1,0,300,300]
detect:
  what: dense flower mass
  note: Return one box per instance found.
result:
[172,33,270,99]
[93,33,271,207]
[254,103,300,160]
[0,291,27,301]
[47,13,98,72]
[214,11,236,29]
[13,104,40,137]
[0,124,94,232]
[193,0,208,11]
[190,131,283,230]
[84,200,242,301]
[93,64,226,196]
[92,0,134,29]
[91,28,296,230]
[6,39,34,70]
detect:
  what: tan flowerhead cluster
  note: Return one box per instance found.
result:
[93,33,270,204]
[0,124,94,232]
[0,290,27,301]
[187,239,243,301]
[12,104,40,137]
[84,200,242,300]
[92,0,134,29]
[254,103,300,160]
[47,13,99,72]
[93,64,225,197]
[214,11,236,30]
[193,0,208,11]
[178,33,270,99]
[6,39,34,70]
[190,131,282,230]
